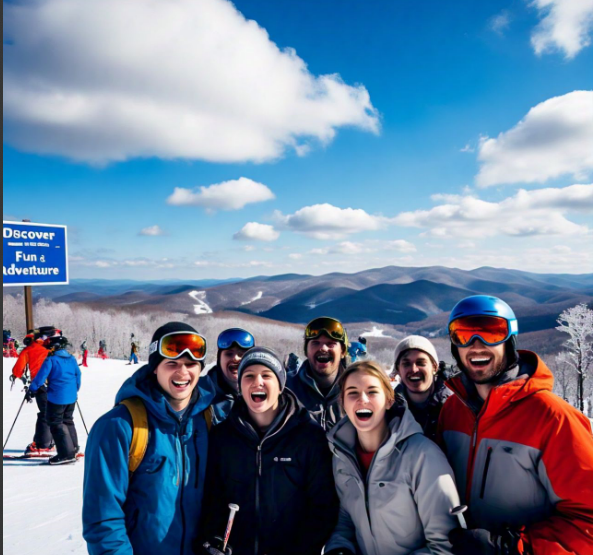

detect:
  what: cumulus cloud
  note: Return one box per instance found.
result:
[139,225,166,236]
[168,178,274,212]
[394,183,592,238]
[308,239,416,256]
[3,0,379,164]
[275,204,390,240]
[476,91,593,187]
[530,0,593,58]
[233,222,280,242]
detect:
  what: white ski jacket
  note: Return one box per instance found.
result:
[326,406,459,555]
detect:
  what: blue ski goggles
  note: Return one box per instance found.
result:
[217,328,255,351]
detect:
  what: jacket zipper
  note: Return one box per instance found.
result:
[178,427,187,555]
[463,395,491,501]
[479,447,493,499]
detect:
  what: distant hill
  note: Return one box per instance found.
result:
[4,266,592,342]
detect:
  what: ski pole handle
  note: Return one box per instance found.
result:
[221,504,240,552]
[450,505,468,529]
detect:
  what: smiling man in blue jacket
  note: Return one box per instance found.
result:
[82,322,215,555]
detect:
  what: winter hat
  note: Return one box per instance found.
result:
[237,347,286,392]
[394,336,439,370]
[148,322,203,371]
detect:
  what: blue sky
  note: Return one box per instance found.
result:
[3,0,593,279]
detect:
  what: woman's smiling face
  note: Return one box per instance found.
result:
[343,371,394,433]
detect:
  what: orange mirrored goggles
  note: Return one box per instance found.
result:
[449,315,512,347]
[150,332,207,362]
[305,317,347,342]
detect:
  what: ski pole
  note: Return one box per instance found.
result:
[77,401,90,436]
[450,505,468,529]
[221,504,240,553]
[3,394,27,452]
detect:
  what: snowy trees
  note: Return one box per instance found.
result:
[556,303,593,415]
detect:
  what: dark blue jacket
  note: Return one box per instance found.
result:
[285,360,344,431]
[29,350,81,405]
[82,365,215,555]
[202,365,238,425]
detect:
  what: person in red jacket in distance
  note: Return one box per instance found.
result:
[438,296,593,555]
[11,330,54,455]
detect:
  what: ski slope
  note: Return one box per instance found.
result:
[3,357,142,555]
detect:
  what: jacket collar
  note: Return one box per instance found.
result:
[328,403,423,462]
[446,350,551,415]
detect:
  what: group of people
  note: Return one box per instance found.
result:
[78,294,592,554]
[3,329,19,357]
[10,326,82,465]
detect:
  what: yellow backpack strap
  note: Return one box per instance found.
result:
[120,397,149,474]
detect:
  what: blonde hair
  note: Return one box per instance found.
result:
[338,360,395,406]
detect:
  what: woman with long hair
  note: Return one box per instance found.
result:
[325,360,460,555]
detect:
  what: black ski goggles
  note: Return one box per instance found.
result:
[305,317,347,343]
[217,328,255,351]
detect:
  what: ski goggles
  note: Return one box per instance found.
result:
[305,317,347,342]
[150,332,207,362]
[449,315,518,348]
[217,328,255,351]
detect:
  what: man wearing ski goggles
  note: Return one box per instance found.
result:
[203,328,256,425]
[286,316,349,431]
[439,296,593,555]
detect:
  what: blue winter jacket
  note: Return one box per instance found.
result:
[202,365,238,425]
[29,349,81,405]
[82,364,215,555]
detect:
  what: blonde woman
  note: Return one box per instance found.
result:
[325,361,460,555]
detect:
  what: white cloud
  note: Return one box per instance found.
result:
[275,204,390,240]
[530,0,593,59]
[460,144,475,153]
[308,239,416,256]
[3,0,379,164]
[289,253,303,260]
[381,240,417,253]
[490,11,512,34]
[167,178,274,212]
[394,183,592,238]
[139,225,166,236]
[233,222,280,242]
[476,91,593,187]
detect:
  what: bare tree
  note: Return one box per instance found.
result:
[556,303,593,414]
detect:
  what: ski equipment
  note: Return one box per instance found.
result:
[305,317,348,343]
[3,394,28,451]
[448,296,518,347]
[217,329,255,351]
[149,332,207,362]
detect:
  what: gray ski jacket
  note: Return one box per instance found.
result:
[326,405,459,555]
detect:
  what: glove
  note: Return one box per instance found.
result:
[9,374,17,384]
[25,388,36,403]
[449,528,521,555]
[324,550,356,555]
[201,537,232,555]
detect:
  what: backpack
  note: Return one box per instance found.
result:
[120,397,214,473]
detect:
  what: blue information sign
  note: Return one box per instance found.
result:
[3,221,69,287]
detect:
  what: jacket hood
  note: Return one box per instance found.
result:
[446,350,553,408]
[208,365,238,399]
[53,349,72,359]
[115,363,215,424]
[328,403,423,461]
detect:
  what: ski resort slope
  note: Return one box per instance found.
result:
[3,357,141,555]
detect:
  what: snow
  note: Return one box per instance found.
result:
[241,291,263,306]
[3,357,142,555]
[361,326,392,338]
[188,290,213,314]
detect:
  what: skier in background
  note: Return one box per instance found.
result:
[11,330,55,456]
[127,339,139,365]
[80,339,89,367]
[27,333,81,465]
[97,339,108,360]
[348,336,368,362]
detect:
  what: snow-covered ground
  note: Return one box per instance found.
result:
[241,291,263,306]
[361,326,392,338]
[3,357,142,555]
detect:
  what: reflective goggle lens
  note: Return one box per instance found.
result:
[217,329,255,350]
[305,317,346,342]
[449,316,510,347]
[159,333,207,361]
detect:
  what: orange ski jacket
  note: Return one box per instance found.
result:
[12,342,49,381]
[437,350,593,555]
